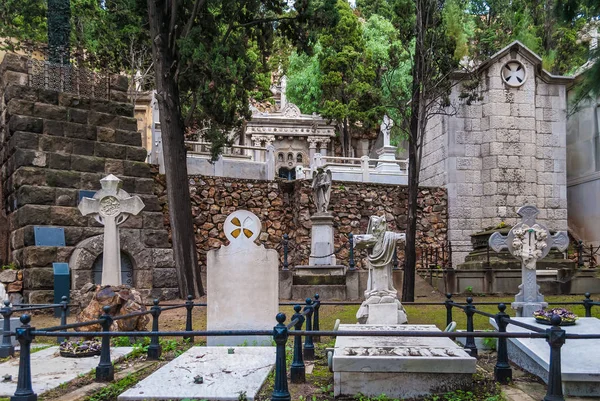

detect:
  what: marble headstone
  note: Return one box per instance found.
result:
[79,175,144,286]
[207,210,278,346]
[489,205,568,317]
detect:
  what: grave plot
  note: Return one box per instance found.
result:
[118,346,275,401]
[0,346,133,397]
[332,324,477,399]
[491,317,600,397]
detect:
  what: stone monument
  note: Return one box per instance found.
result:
[375,115,402,173]
[207,210,278,346]
[309,168,336,266]
[79,174,145,286]
[354,215,408,324]
[489,205,569,317]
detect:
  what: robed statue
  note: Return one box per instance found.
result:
[354,215,408,324]
[312,168,332,214]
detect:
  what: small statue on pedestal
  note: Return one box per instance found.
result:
[354,215,407,324]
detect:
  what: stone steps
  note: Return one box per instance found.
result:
[291,284,347,300]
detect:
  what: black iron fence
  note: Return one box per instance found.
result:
[3,293,600,401]
[575,240,600,268]
[279,233,449,271]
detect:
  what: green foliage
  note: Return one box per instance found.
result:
[1,263,17,271]
[286,44,324,114]
[318,0,384,155]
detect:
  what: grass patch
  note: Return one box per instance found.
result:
[83,364,157,401]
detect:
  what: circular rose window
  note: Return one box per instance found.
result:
[501,60,527,87]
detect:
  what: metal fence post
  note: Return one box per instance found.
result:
[577,240,584,267]
[282,234,289,270]
[583,293,593,318]
[494,303,512,384]
[0,301,14,358]
[464,297,478,357]
[96,306,114,382]
[57,296,69,344]
[147,299,162,360]
[271,313,291,401]
[303,298,315,360]
[544,315,566,401]
[184,295,194,343]
[392,248,399,270]
[11,314,36,401]
[348,233,355,270]
[313,294,320,343]
[444,294,453,328]
[290,305,306,384]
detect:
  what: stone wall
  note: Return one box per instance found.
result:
[0,54,176,303]
[420,42,570,266]
[155,175,448,269]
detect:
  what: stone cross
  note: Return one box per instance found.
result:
[380,115,393,147]
[489,205,569,317]
[79,175,145,286]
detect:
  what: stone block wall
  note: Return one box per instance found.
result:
[0,53,176,303]
[420,43,570,266]
[155,175,448,269]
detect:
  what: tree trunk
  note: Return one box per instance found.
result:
[147,0,204,298]
[402,0,426,303]
[342,118,349,157]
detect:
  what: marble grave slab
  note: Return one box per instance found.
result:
[490,317,600,396]
[332,324,477,398]
[118,346,275,401]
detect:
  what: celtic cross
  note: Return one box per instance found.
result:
[489,205,569,317]
[79,175,145,286]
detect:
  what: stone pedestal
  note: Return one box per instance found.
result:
[309,213,336,266]
[366,303,398,324]
[375,146,401,173]
[332,324,476,398]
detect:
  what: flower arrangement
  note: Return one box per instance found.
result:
[533,308,578,326]
[59,339,102,358]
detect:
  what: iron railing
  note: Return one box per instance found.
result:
[3,293,600,401]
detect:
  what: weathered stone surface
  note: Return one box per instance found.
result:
[67,108,89,124]
[124,160,151,178]
[105,159,124,174]
[10,131,39,150]
[156,175,448,269]
[34,103,68,121]
[50,206,88,226]
[115,130,141,146]
[127,146,148,162]
[0,270,18,283]
[16,185,55,206]
[15,205,51,227]
[47,153,71,170]
[9,115,43,133]
[152,268,178,288]
[26,290,53,304]
[39,135,72,153]
[22,246,57,267]
[152,249,175,268]
[4,85,39,103]
[70,155,105,173]
[76,285,149,332]
[58,93,91,109]
[95,142,127,159]
[65,122,96,140]
[97,127,116,143]
[46,170,81,188]
[6,99,34,116]
[71,138,96,156]
[143,230,169,248]
[23,268,53,289]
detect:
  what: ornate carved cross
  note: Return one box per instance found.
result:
[489,205,569,316]
[79,175,145,286]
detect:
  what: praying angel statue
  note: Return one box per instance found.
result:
[354,215,408,324]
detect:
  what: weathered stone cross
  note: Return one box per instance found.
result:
[489,205,569,317]
[79,175,145,286]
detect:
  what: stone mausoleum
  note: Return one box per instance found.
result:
[421,41,571,267]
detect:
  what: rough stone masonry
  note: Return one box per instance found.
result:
[0,53,176,303]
